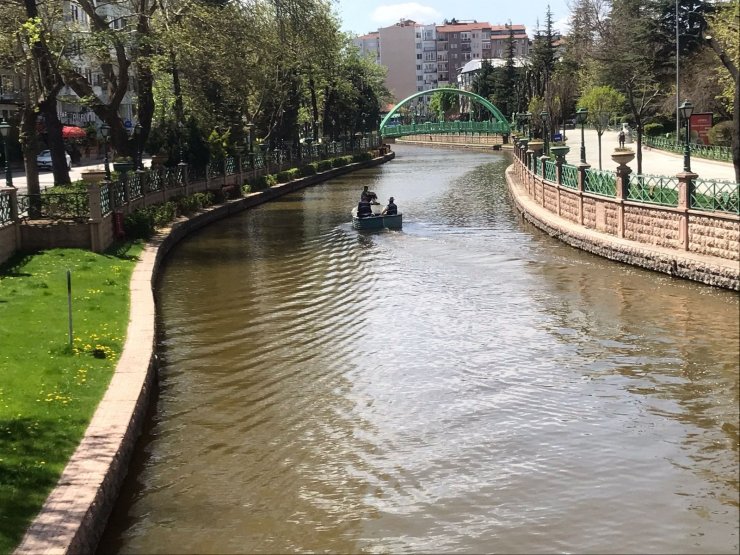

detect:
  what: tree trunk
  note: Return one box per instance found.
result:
[41,99,70,185]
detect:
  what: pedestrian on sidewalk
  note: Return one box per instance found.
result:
[618,130,626,148]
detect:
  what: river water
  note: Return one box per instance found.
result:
[100,145,739,554]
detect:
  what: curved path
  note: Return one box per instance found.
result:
[14,152,395,555]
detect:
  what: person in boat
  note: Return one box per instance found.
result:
[357,194,374,218]
[381,197,397,215]
[361,185,378,204]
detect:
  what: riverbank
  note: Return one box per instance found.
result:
[13,150,395,555]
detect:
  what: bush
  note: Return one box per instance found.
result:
[352,152,372,163]
[708,121,733,146]
[643,123,664,137]
[317,160,333,172]
[300,163,317,177]
[123,209,155,239]
[332,156,353,168]
[255,174,277,189]
[276,168,300,183]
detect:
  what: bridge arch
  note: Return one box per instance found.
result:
[379,89,510,136]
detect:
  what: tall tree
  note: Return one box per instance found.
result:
[579,85,626,169]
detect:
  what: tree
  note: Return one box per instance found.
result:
[579,85,626,168]
[429,86,460,121]
[704,1,739,181]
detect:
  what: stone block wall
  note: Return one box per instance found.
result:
[689,215,740,261]
[20,221,91,251]
[559,190,580,224]
[543,187,558,213]
[583,197,596,228]
[0,224,17,262]
[624,206,681,249]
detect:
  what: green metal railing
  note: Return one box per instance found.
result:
[628,175,679,207]
[382,120,510,138]
[691,178,740,214]
[561,164,578,189]
[644,136,732,162]
[17,191,89,221]
[584,168,617,197]
[544,160,557,182]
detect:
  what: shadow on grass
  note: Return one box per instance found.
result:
[0,252,34,277]
[105,240,143,261]
[0,416,85,553]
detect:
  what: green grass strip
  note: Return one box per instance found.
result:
[0,242,143,554]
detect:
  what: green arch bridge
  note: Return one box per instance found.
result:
[379,89,511,138]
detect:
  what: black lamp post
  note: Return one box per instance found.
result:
[576,107,588,164]
[133,123,142,170]
[519,112,530,140]
[597,111,609,170]
[0,119,12,188]
[100,123,111,180]
[679,99,694,172]
[540,110,549,156]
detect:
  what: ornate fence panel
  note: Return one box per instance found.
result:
[0,191,12,224]
[561,164,578,189]
[544,160,557,182]
[111,179,126,207]
[644,136,732,162]
[17,192,90,221]
[128,171,143,200]
[691,178,740,214]
[100,182,113,216]
[628,175,679,207]
[225,157,237,175]
[584,168,617,197]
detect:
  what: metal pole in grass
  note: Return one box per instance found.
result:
[67,270,73,347]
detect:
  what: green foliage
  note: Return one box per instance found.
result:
[708,121,734,146]
[331,156,352,168]
[578,85,626,132]
[123,192,216,239]
[352,152,372,163]
[643,122,665,137]
[276,168,300,183]
[255,174,277,189]
[317,160,333,172]
[300,163,318,177]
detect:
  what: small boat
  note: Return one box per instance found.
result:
[351,206,403,230]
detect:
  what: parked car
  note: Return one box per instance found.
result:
[36,149,71,170]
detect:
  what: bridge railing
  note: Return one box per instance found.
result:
[382,120,510,138]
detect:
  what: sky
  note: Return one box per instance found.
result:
[335,0,573,38]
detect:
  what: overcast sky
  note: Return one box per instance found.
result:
[335,0,572,37]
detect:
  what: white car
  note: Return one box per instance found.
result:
[36,149,72,170]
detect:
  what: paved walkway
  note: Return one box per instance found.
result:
[563,128,736,182]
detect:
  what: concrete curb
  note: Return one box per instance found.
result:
[14,151,395,555]
[505,165,739,291]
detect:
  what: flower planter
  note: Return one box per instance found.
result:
[528,140,544,154]
[80,169,107,184]
[550,145,570,160]
[113,161,134,174]
[611,149,635,167]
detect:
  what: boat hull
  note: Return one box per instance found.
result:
[352,213,403,230]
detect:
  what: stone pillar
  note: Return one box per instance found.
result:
[676,171,698,250]
[555,158,564,216]
[87,184,103,222]
[8,187,19,222]
[615,164,632,238]
[577,163,590,226]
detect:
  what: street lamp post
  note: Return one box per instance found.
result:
[576,107,588,164]
[679,99,694,172]
[522,112,531,140]
[540,111,549,156]
[100,123,111,180]
[0,119,12,188]
[133,123,142,170]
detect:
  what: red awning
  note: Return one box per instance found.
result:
[62,125,86,139]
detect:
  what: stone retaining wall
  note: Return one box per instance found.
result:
[14,150,396,555]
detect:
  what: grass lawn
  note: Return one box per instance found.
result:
[0,242,143,554]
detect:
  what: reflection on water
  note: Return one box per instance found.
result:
[100,145,739,554]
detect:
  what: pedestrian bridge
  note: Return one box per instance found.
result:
[380,89,511,138]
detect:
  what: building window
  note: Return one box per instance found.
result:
[417,54,422,59]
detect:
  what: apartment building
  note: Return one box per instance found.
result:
[357,18,530,102]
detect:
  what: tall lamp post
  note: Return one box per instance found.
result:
[100,123,111,180]
[133,123,142,170]
[576,107,588,164]
[0,119,12,188]
[540,110,549,156]
[679,99,693,172]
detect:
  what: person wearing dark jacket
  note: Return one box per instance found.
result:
[357,195,373,218]
[381,197,397,215]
